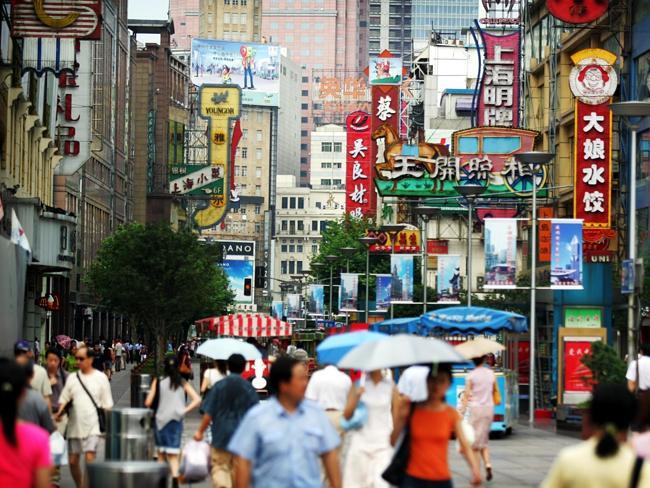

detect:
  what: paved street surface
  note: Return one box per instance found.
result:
[61,361,576,487]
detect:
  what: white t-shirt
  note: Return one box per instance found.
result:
[397,365,429,402]
[31,364,53,399]
[203,368,226,390]
[626,355,650,390]
[305,365,352,411]
[114,342,123,356]
[59,370,114,439]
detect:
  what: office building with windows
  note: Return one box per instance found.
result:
[199,0,262,42]
[309,125,346,189]
[170,0,200,50]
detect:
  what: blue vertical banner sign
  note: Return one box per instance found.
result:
[621,259,635,295]
[551,219,584,289]
[286,294,301,319]
[374,274,392,312]
[436,255,462,303]
[391,255,414,303]
[271,301,284,319]
[339,273,360,311]
[484,219,518,289]
[307,285,325,315]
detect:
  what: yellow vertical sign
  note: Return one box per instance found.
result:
[194,85,241,229]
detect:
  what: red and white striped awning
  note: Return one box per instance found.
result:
[197,314,293,337]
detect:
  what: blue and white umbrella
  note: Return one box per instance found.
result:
[196,338,262,360]
[316,331,387,365]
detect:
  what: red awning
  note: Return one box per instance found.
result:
[197,314,293,337]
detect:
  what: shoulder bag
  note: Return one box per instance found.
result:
[630,456,644,488]
[76,373,107,433]
[382,404,415,486]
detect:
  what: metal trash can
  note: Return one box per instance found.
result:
[88,461,167,488]
[105,408,155,461]
[130,373,152,407]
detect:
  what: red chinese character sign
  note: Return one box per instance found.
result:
[477,31,520,128]
[571,49,616,229]
[371,84,401,185]
[11,0,102,39]
[346,111,374,218]
[563,341,593,393]
[547,0,608,25]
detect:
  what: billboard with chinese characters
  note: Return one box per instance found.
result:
[366,226,421,253]
[371,85,401,190]
[563,341,593,394]
[571,49,616,230]
[369,56,403,85]
[436,255,462,303]
[312,70,370,125]
[11,0,102,39]
[191,39,282,107]
[217,240,255,304]
[484,218,517,289]
[345,111,375,218]
[551,219,584,290]
[168,120,185,179]
[477,31,520,127]
[374,126,541,199]
[55,41,92,176]
[390,255,414,303]
[173,85,241,229]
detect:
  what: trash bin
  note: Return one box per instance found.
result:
[88,461,167,488]
[130,373,152,407]
[105,408,155,461]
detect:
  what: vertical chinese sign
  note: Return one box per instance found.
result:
[477,31,520,128]
[170,85,241,229]
[563,341,593,393]
[570,49,616,231]
[345,111,374,218]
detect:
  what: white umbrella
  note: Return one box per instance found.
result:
[338,334,467,371]
[196,338,262,360]
[454,337,505,359]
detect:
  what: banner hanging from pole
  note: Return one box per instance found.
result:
[436,254,461,303]
[339,273,360,311]
[271,301,284,319]
[286,294,301,319]
[373,274,392,312]
[307,285,325,315]
[484,218,517,289]
[551,219,584,289]
[390,255,414,303]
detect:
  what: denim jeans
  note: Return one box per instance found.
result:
[401,475,453,488]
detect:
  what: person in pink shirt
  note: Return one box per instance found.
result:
[0,358,51,488]
[465,355,496,482]
[633,392,650,459]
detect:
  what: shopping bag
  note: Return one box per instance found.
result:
[180,440,211,482]
[50,431,68,466]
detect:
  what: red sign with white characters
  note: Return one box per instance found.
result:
[574,101,611,228]
[346,111,374,218]
[477,31,520,127]
[563,341,593,392]
[371,84,400,200]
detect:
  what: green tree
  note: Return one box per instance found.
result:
[87,223,234,370]
[581,341,627,386]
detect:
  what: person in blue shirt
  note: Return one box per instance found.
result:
[228,356,342,488]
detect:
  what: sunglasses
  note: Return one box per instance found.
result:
[75,356,88,361]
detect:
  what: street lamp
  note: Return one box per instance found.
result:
[325,254,338,319]
[340,246,357,273]
[454,184,487,307]
[610,101,650,362]
[414,206,440,313]
[359,236,379,322]
[381,224,407,319]
[516,150,555,426]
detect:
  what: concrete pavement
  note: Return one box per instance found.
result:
[59,361,577,487]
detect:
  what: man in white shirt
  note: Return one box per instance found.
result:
[627,343,650,392]
[306,364,352,435]
[56,346,114,488]
[114,339,123,372]
[14,340,52,410]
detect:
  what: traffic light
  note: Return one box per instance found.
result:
[243,278,252,296]
[255,266,266,288]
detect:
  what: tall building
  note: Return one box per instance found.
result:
[262,0,367,186]
[170,0,200,50]
[199,0,262,42]
[368,0,412,63]
[309,125,346,189]
[412,0,479,44]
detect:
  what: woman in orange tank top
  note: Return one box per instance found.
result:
[391,364,482,488]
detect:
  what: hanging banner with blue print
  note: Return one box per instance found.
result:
[307,285,325,316]
[390,255,414,303]
[339,273,360,312]
[271,300,284,319]
[373,274,392,312]
[436,255,462,304]
[484,219,517,289]
[551,219,583,290]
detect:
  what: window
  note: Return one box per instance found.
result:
[256,130,262,141]
[302,76,309,83]
[289,221,296,234]
[243,129,248,139]
[281,261,287,274]
[321,179,331,186]
[312,244,318,254]
[321,142,332,152]
[333,179,341,186]
[320,221,328,232]
[289,244,295,253]
[297,261,303,273]
[297,244,303,253]
[301,90,309,96]
[242,147,248,158]
[235,165,241,176]
[321,162,332,169]
[297,221,304,231]
[257,112,263,123]
[315,202,321,209]
[281,220,288,231]
[241,13,247,24]
[297,198,304,209]
[312,221,318,231]
[301,117,309,123]
[289,197,296,209]
[224,13,231,23]
[281,197,288,209]
[281,245,287,252]
[333,142,342,152]
[256,148,262,160]
[289,261,295,274]
[242,111,248,120]
[255,205,261,215]
[241,166,248,177]
[256,167,262,178]
[301,144,308,150]
[301,130,308,137]
[255,223,261,233]
[301,103,308,110]
[301,157,308,164]
[333,162,342,169]
[231,13,239,24]
[255,185,261,196]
